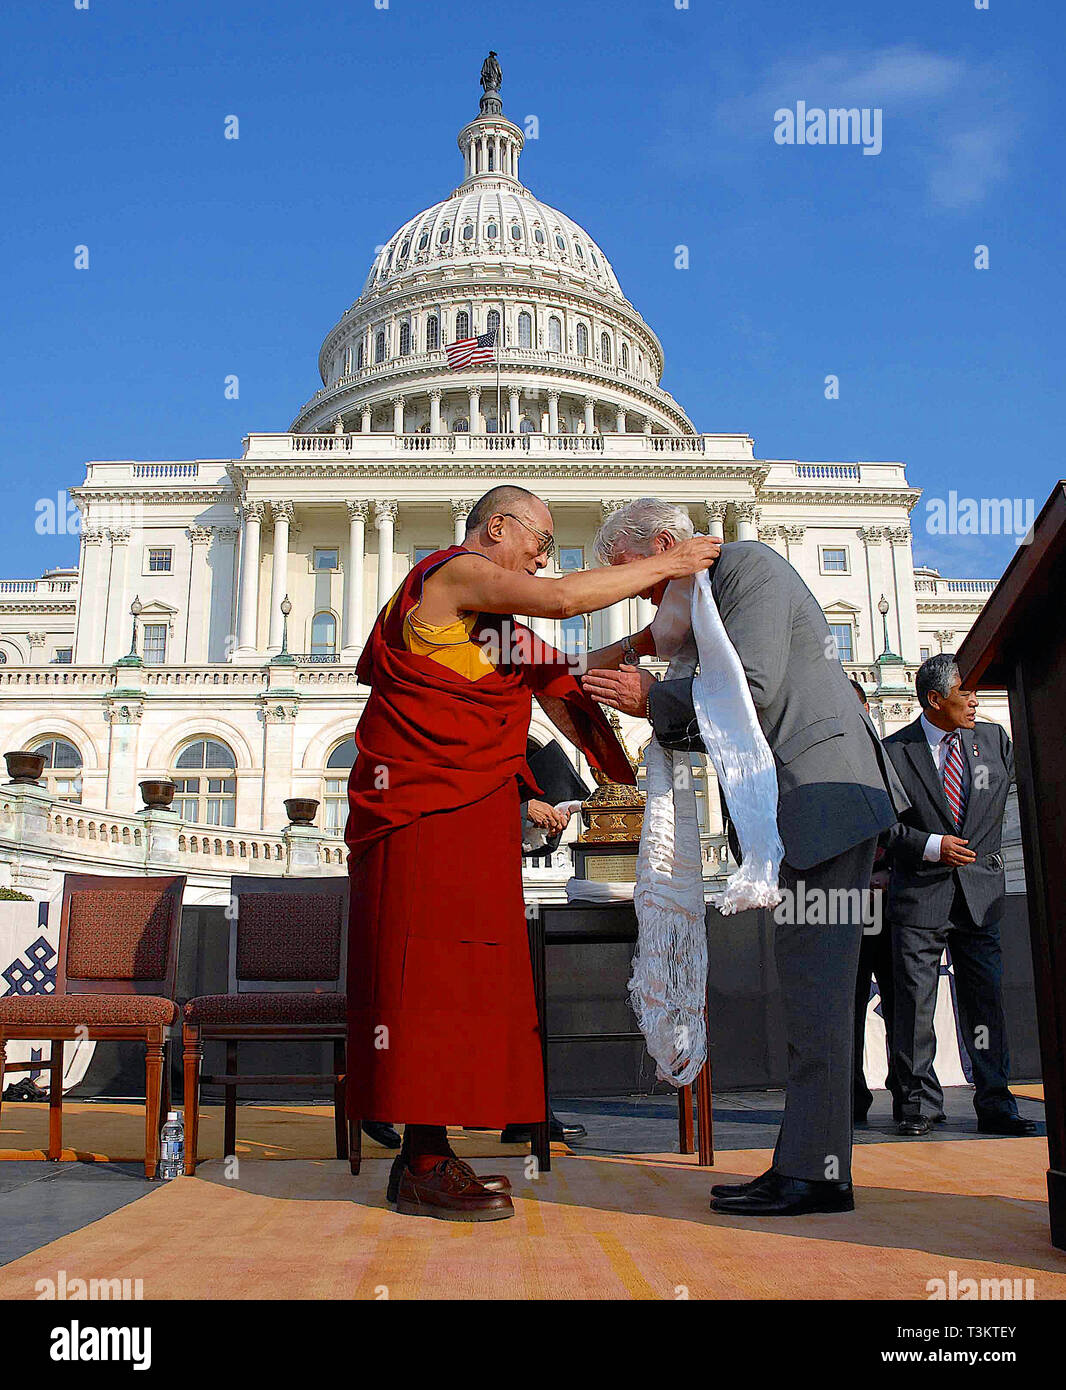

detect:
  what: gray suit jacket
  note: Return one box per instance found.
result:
[881,717,1012,929]
[646,541,909,871]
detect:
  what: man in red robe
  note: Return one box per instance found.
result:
[345,486,719,1221]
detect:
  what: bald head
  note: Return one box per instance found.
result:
[465,485,550,535]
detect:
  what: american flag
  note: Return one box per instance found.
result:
[445,326,497,370]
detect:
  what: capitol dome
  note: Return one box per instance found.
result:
[290,60,695,438]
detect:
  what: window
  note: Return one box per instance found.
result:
[558,547,584,572]
[534,227,546,245]
[53,648,72,664]
[399,322,411,356]
[548,316,562,351]
[438,224,450,244]
[400,240,410,259]
[519,416,536,434]
[375,331,386,363]
[413,546,439,564]
[621,342,629,370]
[487,309,501,337]
[324,737,357,831]
[462,224,474,241]
[357,341,365,370]
[600,332,612,364]
[30,737,82,803]
[485,222,498,240]
[0,651,7,665]
[313,547,339,572]
[561,615,587,657]
[311,611,337,656]
[828,623,854,663]
[426,315,439,350]
[417,231,429,251]
[455,310,470,339]
[172,739,236,826]
[147,547,172,573]
[452,416,469,433]
[820,546,849,574]
[142,623,167,665]
[574,242,583,259]
[485,416,498,433]
[555,232,566,250]
[576,324,589,356]
[511,223,522,241]
[518,312,532,348]
[487,146,494,170]
[920,646,931,662]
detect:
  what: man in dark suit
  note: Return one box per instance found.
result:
[881,653,1034,1137]
[582,500,910,1215]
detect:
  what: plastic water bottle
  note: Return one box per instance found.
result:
[159,1111,184,1179]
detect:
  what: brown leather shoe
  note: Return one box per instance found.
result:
[394,1158,514,1222]
[386,1154,511,1205]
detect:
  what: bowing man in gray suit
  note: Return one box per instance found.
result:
[880,653,1034,1138]
[581,498,910,1216]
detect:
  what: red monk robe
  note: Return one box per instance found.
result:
[345,546,635,1127]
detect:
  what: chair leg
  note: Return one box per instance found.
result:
[48,1040,65,1161]
[224,1040,238,1160]
[182,1026,201,1176]
[696,1054,714,1167]
[348,1119,361,1176]
[677,1083,695,1155]
[333,1038,347,1160]
[144,1034,164,1180]
[0,1034,6,1131]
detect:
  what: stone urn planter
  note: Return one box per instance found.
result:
[4,751,45,785]
[139,779,176,811]
[284,797,319,827]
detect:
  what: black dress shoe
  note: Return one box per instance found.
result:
[711,1171,854,1217]
[977,1113,1036,1136]
[897,1117,933,1136]
[362,1120,403,1149]
[500,1115,587,1143]
[710,1168,774,1198]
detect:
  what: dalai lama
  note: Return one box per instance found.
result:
[345,485,720,1221]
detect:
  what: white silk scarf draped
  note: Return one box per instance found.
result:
[630,565,784,1086]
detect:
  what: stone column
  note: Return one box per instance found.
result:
[429,389,443,435]
[185,526,213,663]
[615,407,627,433]
[73,528,108,664]
[451,499,473,545]
[858,527,887,663]
[758,524,785,556]
[601,500,629,643]
[468,385,482,434]
[236,500,265,654]
[342,501,368,655]
[26,632,47,666]
[887,526,919,660]
[704,501,726,540]
[643,418,653,436]
[547,389,560,435]
[104,527,132,664]
[508,387,521,435]
[374,500,398,611]
[360,406,372,433]
[734,502,759,542]
[392,395,405,434]
[583,397,596,435]
[266,500,293,653]
[783,525,806,568]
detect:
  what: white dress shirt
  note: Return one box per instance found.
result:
[919,712,971,863]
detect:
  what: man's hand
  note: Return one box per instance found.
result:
[940,835,977,866]
[526,800,572,834]
[581,667,656,719]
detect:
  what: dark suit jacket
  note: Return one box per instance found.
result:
[646,541,909,871]
[880,717,1012,929]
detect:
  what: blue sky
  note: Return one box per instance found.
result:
[1,0,1061,579]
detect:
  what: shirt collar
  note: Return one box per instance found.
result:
[920,711,956,752]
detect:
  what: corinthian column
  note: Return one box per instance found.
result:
[734,502,759,542]
[704,501,726,540]
[468,386,482,435]
[547,389,560,435]
[374,500,398,611]
[452,499,473,544]
[236,501,265,654]
[429,389,443,435]
[267,500,294,653]
[583,396,596,435]
[343,501,369,655]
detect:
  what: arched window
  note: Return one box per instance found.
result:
[417,231,429,251]
[511,223,523,241]
[487,309,501,337]
[574,242,584,260]
[555,232,566,250]
[426,315,439,350]
[324,737,357,831]
[0,651,7,665]
[518,312,532,348]
[576,323,589,356]
[356,341,365,370]
[488,146,495,170]
[519,416,536,434]
[438,224,451,244]
[343,346,352,375]
[486,222,498,240]
[455,310,470,339]
[560,616,587,657]
[375,331,386,363]
[485,415,498,434]
[400,239,410,259]
[548,316,562,351]
[601,332,612,364]
[399,322,411,356]
[311,611,337,657]
[462,223,474,241]
[452,417,469,433]
[621,342,629,370]
[172,739,236,827]
[29,736,82,803]
[534,227,546,245]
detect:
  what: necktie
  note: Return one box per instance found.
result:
[942,731,967,829]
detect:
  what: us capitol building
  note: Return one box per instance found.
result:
[0,61,1006,903]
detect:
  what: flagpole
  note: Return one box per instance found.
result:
[495,328,502,435]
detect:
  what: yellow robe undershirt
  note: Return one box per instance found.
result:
[384,589,496,682]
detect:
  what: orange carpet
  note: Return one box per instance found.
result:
[1,1128,1063,1299]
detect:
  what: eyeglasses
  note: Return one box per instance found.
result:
[500,513,555,560]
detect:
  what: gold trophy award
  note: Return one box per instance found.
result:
[573,712,646,883]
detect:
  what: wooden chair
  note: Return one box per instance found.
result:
[0,874,186,1179]
[182,875,357,1175]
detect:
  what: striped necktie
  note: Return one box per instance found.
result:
[941,731,967,829]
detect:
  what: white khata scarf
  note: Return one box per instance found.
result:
[630,565,784,1086]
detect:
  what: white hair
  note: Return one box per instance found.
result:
[593,497,695,564]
